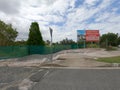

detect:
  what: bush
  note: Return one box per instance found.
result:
[86,44,99,48]
[106,46,118,51]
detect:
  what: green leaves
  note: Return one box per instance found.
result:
[27,22,45,46]
[0,20,18,46]
[100,33,119,47]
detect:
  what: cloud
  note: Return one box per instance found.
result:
[0,0,120,42]
[55,0,120,41]
[84,0,99,6]
[0,0,21,14]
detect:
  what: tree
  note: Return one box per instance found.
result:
[45,40,50,46]
[14,40,27,46]
[117,36,120,45]
[60,38,76,45]
[27,22,45,45]
[100,33,118,47]
[0,20,18,46]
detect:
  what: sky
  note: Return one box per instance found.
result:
[0,0,120,42]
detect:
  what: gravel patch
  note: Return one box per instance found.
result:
[6,86,19,90]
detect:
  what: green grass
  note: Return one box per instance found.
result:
[106,46,118,51]
[97,56,120,63]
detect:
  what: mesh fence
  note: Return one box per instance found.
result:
[0,44,82,59]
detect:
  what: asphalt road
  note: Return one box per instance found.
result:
[0,67,120,90]
[30,69,120,90]
[0,66,39,90]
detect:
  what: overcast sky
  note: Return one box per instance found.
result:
[0,0,120,42]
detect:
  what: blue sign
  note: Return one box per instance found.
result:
[77,30,85,41]
[77,30,85,35]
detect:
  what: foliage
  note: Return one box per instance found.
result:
[86,43,99,48]
[117,36,120,45]
[14,40,27,46]
[60,38,76,45]
[0,20,18,46]
[45,40,51,46]
[106,46,118,51]
[27,22,45,45]
[100,33,118,47]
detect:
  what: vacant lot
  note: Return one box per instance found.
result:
[0,48,120,68]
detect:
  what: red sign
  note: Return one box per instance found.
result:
[86,30,100,42]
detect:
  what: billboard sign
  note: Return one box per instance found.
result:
[86,30,100,42]
[77,30,85,41]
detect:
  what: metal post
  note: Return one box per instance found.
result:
[49,27,53,46]
[106,38,108,48]
[49,27,53,62]
[77,42,79,49]
[98,40,100,48]
[84,40,85,48]
[77,37,79,49]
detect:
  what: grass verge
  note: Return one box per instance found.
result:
[106,46,118,51]
[97,56,120,63]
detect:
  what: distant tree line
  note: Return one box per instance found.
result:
[0,20,120,48]
[100,33,120,47]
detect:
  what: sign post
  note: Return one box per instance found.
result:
[77,30,86,48]
[49,27,53,46]
[49,27,53,62]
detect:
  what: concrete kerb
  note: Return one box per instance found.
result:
[40,66,120,69]
[112,63,120,67]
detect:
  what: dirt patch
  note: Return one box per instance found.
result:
[56,58,66,60]
[49,48,120,68]
[41,63,67,67]
[0,59,46,67]
[1,48,120,68]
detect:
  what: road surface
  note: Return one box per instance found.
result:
[30,69,120,90]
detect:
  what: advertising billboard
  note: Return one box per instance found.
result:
[77,30,85,41]
[86,30,100,42]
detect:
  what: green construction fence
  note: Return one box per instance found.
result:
[0,44,82,59]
